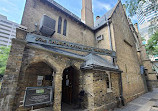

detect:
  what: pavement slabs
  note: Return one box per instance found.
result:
[114,89,158,111]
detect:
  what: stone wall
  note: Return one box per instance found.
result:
[134,22,157,90]
[81,70,121,111]
[93,72,120,110]
[95,26,114,63]
[0,38,26,110]
[111,2,146,103]
[0,29,85,111]
[22,0,95,47]
[14,45,84,111]
[0,0,152,110]
[147,80,158,88]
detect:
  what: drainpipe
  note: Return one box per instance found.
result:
[107,20,115,66]
[107,20,113,51]
[107,19,125,106]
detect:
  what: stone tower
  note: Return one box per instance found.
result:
[81,0,94,27]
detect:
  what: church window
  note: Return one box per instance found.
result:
[63,19,67,36]
[106,72,112,92]
[57,16,62,34]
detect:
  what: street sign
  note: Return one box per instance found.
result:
[26,34,116,57]
[24,87,53,107]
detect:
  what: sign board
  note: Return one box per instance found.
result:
[37,76,44,80]
[26,34,116,57]
[24,87,53,107]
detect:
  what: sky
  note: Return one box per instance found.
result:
[0,0,138,24]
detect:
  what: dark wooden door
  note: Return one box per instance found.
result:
[62,67,79,105]
[62,68,73,104]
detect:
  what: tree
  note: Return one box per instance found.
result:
[125,0,156,17]
[145,31,158,55]
[0,46,10,76]
[125,0,142,17]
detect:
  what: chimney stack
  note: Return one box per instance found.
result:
[81,0,94,27]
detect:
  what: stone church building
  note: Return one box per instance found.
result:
[0,0,156,111]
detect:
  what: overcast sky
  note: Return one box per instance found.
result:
[0,0,137,24]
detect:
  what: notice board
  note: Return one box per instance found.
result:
[24,87,53,107]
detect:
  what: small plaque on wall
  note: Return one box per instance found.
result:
[24,87,53,107]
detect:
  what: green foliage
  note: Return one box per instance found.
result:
[146,31,158,55]
[141,37,146,41]
[0,46,10,75]
[125,0,145,17]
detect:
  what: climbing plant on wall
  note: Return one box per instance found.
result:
[0,46,10,76]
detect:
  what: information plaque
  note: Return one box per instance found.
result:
[24,87,53,107]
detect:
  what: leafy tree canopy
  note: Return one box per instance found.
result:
[146,31,158,55]
[0,46,10,76]
[125,0,156,17]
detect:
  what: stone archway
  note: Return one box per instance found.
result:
[16,61,55,110]
[24,62,54,87]
[61,66,80,110]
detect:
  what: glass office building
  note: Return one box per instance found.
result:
[136,0,158,44]
[0,14,27,47]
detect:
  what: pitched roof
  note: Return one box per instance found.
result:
[46,0,81,21]
[94,8,115,28]
[81,53,121,72]
[94,1,121,29]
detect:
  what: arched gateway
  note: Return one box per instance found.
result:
[62,66,80,110]
[17,62,55,110]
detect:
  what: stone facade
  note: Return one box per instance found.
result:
[0,30,26,111]
[110,2,146,103]
[21,0,95,47]
[0,0,154,111]
[134,22,157,90]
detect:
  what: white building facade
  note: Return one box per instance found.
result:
[0,14,27,47]
[136,0,158,44]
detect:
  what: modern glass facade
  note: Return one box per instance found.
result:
[136,0,158,43]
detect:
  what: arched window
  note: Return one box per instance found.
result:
[106,74,110,88]
[105,72,112,92]
[63,19,67,36]
[57,16,62,34]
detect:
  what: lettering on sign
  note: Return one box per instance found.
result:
[24,87,53,107]
[26,34,116,57]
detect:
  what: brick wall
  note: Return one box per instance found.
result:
[111,2,146,103]
[22,0,95,47]
[0,39,26,111]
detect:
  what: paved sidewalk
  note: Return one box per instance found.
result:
[114,89,158,111]
[33,89,158,111]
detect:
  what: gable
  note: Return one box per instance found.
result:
[111,2,134,46]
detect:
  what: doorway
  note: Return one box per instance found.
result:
[62,66,80,106]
